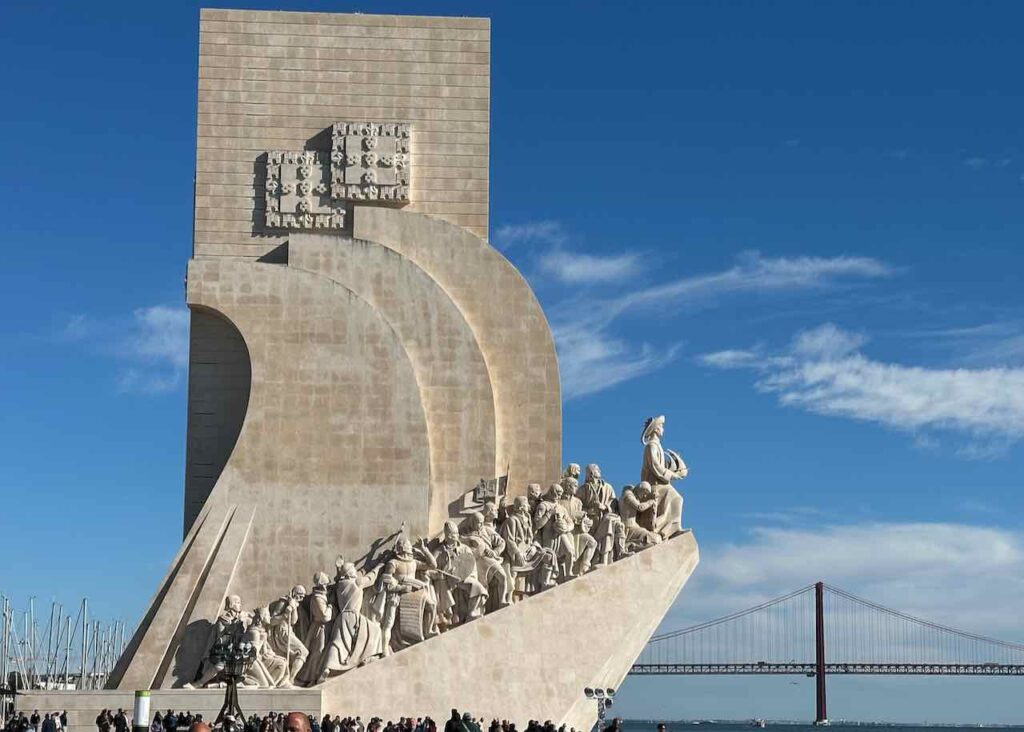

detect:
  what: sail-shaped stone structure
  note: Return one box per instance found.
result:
[20,9,698,728]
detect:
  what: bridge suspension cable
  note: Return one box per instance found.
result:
[631,581,1024,724]
[634,581,1024,672]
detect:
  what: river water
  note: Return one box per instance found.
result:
[621,723,1024,732]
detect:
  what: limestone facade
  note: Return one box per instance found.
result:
[195,8,490,258]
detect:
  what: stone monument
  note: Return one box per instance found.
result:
[20,9,699,730]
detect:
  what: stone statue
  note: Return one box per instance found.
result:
[241,607,289,688]
[499,495,555,598]
[425,520,488,628]
[526,482,543,516]
[534,483,577,581]
[187,594,249,688]
[460,509,510,610]
[578,464,626,565]
[267,585,309,684]
[371,536,438,655]
[296,572,334,686]
[619,482,663,550]
[556,474,596,575]
[322,561,383,676]
[640,415,686,538]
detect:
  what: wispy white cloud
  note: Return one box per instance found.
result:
[557,251,893,334]
[554,319,682,399]
[122,305,189,370]
[964,155,1012,170]
[61,305,189,394]
[492,220,567,249]
[552,253,891,400]
[537,250,642,284]
[701,323,1024,450]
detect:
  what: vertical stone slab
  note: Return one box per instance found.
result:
[186,258,432,605]
[289,232,497,531]
[353,208,562,489]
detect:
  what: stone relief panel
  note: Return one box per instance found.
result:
[265,151,343,230]
[332,122,410,203]
[263,122,411,231]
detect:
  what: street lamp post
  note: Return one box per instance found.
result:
[583,687,616,732]
[212,638,256,727]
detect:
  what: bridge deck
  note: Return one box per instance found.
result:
[630,663,1024,676]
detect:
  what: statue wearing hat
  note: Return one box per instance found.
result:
[640,415,687,538]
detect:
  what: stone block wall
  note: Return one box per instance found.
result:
[195,8,490,258]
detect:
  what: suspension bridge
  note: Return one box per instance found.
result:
[630,582,1024,723]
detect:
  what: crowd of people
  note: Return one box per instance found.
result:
[0,708,638,732]
[2,711,68,732]
[1,709,656,732]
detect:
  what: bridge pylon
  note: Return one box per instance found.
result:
[814,581,827,725]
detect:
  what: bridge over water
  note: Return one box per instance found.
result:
[629,582,1024,723]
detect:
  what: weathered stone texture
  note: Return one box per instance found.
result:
[195,8,490,257]
[353,208,562,492]
[289,232,496,532]
[186,257,433,604]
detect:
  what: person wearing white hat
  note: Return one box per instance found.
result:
[640,415,687,538]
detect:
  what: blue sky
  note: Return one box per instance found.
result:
[2,0,1024,723]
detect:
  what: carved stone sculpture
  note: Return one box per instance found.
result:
[427,521,488,628]
[296,572,334,686]
[619,482,663,550]
[187,594,248,689]
[534,483,577,582]
[578,464,626,565]
[460,510,511,610]
[499,495,555,599]
[267,585,309,684]
[263,121,410,230]
[185,412,692,687]
[555,477,596,575]
[640,415,687,538]
[371,536,437,655]
[322,562,383,676]
[241,607,289,688]
[528,481,544,515]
